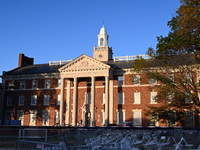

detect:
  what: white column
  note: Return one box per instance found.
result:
[72,77,78,126]
[105,76,109,126]
[90,77,95,126]
[65,79,70,125]
[109,79,114,124]
[59,78,65,126]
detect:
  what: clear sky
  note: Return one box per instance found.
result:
[0,0,180,79]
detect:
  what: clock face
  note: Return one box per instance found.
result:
[99,54,103,58]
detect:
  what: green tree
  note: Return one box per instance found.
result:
[133,0,200,126]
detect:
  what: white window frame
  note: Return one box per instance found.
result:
[55,110,60,125]
[29,110,37,125]
[185,92,192,103]
[133,92,141,104]
[150,78,157,85]
[58,79,61,87]
[132,109,142,126]
[45,79,50,89]
[43,94,50,105]
[20,80,26,89]
[19,95,25,106]
[167,74,174,83]
[184,73,192,83]
[118,92,124,104]
[32,80,38,89]
[17,110,24,125]
[42,110,50,126]
[134,75,140,85]
[167,93,174,103]
[8,80,14,89]
[31,95,37,106]
[150,92,157,104]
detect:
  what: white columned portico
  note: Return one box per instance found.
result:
[105,76,109,126]
[72,77,78,126]
[65,79,70,125]
[90,76,95,126]
[109,79,114,124]
[60,78,65,126]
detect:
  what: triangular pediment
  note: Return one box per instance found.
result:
[59,54,110,73]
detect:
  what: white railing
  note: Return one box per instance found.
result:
[49,60,72,66]
[114,55,149,62]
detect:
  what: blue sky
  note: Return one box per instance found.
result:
[0,0,180,78]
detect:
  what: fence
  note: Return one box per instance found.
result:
[19,128,47,142]
[15,140,67,150]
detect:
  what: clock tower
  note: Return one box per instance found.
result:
[93,25,113,61]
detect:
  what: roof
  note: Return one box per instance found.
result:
[3,60,134,76]
[3,64,64,76]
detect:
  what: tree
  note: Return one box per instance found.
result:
[133,0,200,126]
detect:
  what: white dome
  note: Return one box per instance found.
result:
[99,26,107,35]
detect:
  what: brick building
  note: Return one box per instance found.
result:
[1,26,198,127]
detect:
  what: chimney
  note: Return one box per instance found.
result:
[18,53,34,67]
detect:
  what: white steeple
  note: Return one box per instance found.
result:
[97,25,109,47]
[93,25,113,61]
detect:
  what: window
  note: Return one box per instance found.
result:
[7,96,12,106]
[17,110,24,125]
[31,95,37,105]
[133,110,142,126]
[86,92,91,104]
[45,79,50,88]
[57,95,61,105]
[167,93,174,103]
[166,74,174,83]
[100,38,104,46]
[102,93,105,104]
[32,80,38,89]
[8,80,14,89]
[167,110,176,126]
[42,110,49,126]
[44,94,50,105]
[150,92,157,104]
[150,78,156,84]
[133,92,141,104]
[5,110,11,121]
[184,73,192,83]
[118,92,124,104]
[118,76,124,86]
[185,92,192,103]
[185,111,194,126]
[133,75,140,85]
[55,110,60,125]
[20,80,26,89]
[101,110,105,125]
[19,95,25,106]
[117,110,124,125]
[29,110,37,125]
[58,79,61,87]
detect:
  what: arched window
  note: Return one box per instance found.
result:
[100,38,104,46]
